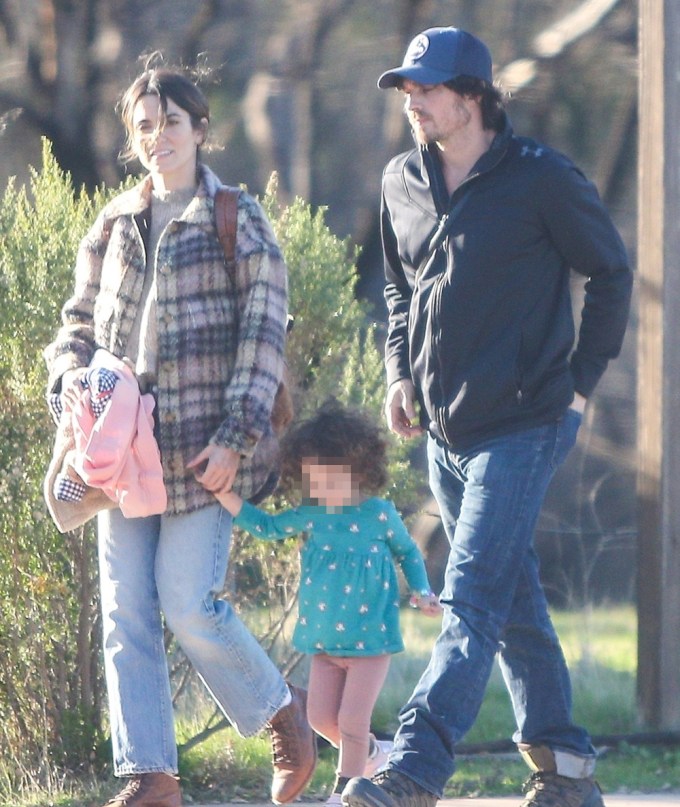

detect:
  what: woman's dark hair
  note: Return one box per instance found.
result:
[118,60,210,163]
[280,399,389,495]
[444,75,507,133]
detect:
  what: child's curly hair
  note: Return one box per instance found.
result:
[280,399,388,495]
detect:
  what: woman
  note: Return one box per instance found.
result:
[44,63,316,807]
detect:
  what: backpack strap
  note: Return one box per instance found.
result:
[214,185,241,264]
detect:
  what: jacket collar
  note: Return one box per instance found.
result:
[105,163,223,229]
[470,115,513,174]
[420,115,514,209]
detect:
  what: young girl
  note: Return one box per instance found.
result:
[217,400,441,805]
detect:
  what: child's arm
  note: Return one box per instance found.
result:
[216,489,244,517]
[219,497,307,541]
[383,500,442,617]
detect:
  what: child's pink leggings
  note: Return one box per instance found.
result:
[306,653,391,778]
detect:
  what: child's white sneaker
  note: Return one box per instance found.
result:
[363,738,393,778]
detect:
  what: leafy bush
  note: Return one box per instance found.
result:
[0,141,114,797]
[0,143,422,799]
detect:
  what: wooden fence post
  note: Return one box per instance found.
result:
[636,0,680,729]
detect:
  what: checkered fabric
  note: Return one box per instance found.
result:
[85,367,118,417]
[54,472,88,503]
[48,367,118,423]
[49,367,120,502]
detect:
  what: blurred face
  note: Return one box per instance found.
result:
[131,94,205,189]
[401,79,473,146]
[301,459,360,509]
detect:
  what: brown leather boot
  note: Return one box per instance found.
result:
[267,684,317,804]
[518,744,604,807]
[103,773,182,807]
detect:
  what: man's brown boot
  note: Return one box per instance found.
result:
[267,684,317,804]
[103,773,182,807]
[518,745,603,807]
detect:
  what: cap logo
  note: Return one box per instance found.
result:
[405,33,429,64]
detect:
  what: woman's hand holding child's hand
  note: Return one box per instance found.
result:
[215,489,244,517]
[187,444,241,493]
[187,445,245,516]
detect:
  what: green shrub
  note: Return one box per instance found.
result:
[0,141,115,797]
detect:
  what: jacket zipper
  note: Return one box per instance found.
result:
[420,138,511,444]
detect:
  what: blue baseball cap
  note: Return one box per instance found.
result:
[378,27,492,89]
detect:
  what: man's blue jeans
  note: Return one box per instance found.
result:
[97,503,289,776]
[390,412,596,796]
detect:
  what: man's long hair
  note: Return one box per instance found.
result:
[444,76,507,133]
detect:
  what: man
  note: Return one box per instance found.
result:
[342,26,632,807]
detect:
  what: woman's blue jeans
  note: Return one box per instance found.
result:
[97,503,289,776]
[390,412,596,796]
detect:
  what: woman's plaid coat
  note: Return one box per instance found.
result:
[44,164,288,515]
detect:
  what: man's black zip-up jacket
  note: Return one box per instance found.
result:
[382,120,632,450]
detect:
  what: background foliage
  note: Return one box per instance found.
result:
[0,144,108,794]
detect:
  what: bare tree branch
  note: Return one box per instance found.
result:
[499,0,623,91]
[534,0,622,57]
